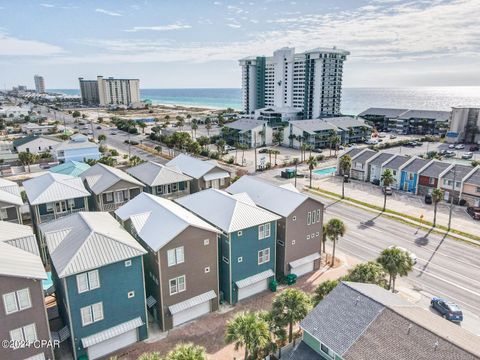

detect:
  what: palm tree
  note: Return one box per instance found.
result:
[97,134,106,144]
[128,155,143,166]
[18,152,38,173]
[225,311,270,360]
[138,121,147,134]
[431,188,444,227]
[191,121,198,139]
[292,157,300,187]
[270,289,311,343]
[339,154,352,199]
[216,139,226,156]
[272,149,280,166]
[312,280,339,306]
[325,218,346,266]
[166,343,207,360]
[380,169,395,211]
[377,247,414,292]
[322,224,327,254]
[205,122,212,137]
[306,156,318,188]
[345,261,387,288]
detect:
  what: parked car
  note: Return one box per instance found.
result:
[405,141,417,147]
[431,297,463,322]
[225,145,236,151]
[96,126,102,129]
[110,131,117,135]
[445,150,455,158]
[258,148,269,153]
[448,144,455,149]
[461,152,473,159]
[124,140,139,145]
[455,144,465,149]
[382,186,392,195]
[469,145,479,151]
[387,245,417,264]
[371,179,380,186]
[415,141,423,146]
[313,148,323,153]
[467,207,480,220]
[439,149,447,155]
[389,134,397,139]
[365,139,378,145]
[425,194,432,204]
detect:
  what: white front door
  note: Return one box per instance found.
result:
[291,261,314,277]
[172,301,210,327]
[87,329,137,360]
[238,279,268,301]
[444,191,450,201]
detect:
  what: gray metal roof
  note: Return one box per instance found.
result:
[419,161,451,178]
[368,152,395,167]
[383,155,410,170]
[289,119,337,134]
[0,178,23,206]
[443,164,473,181]
[464,168,480,186]
[399,109,451,122]
[0,221,39,256]
[340,148,363,159]
[325,117,371,130]
[167,154,230,179]
[127,161,192,187]
[358,108,408,118]
[353,149,377,164]
[225,119,266,132]
[81,163,144,194]
[402,158,430,173]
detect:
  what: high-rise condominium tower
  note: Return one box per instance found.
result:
[34,75,45,93]
[78,76,140,106]
[239,47,349,118]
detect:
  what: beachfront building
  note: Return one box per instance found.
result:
[359,108,451,135]
[446,106,480,144]
[34,75,45,94]
[227,176,323,277]
[0,178,24,224]
[253,106,303,125]
[127,161,192,199]
[176,189,280,304]
[53,133,100,163]
[167,154,231,192]
[239,47,349,118]
[0,222,53,360]
[39,212,148,360]
[417,161,453,197]
[116,193,221,331]
[81,163,144,212]
[79,76,140,107]
[290,282,480,360]
[222,119,273,148]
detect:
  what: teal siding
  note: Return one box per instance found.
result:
[303,331,320,354]
[64,256,147,359]
[218,233,231,303]
[37,197,87,215]
[230,221,276,304]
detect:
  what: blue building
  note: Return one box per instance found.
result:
[53,134,100,163]
[399,158,431,193]
[39,212,148,360]
[176,189,280,304]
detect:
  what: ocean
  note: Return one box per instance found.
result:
[50,87,480,115]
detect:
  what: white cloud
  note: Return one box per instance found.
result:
[227,24,242,28]
[40,3,55,8]
[95,8,122,16]
[124,23,191,32]
[213,1,222,5]
[0,33,64,56]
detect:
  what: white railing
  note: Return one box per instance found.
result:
[102,201,127,212]
[39,207,86,223]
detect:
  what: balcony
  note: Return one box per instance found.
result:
[102,201,127,212]
[39,207,86,223]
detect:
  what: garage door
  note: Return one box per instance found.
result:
[291,261,314,277]
[173,301,210,327]
[238,278,268,301]
[87,329,137,360]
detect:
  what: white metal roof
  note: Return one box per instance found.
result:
[203,170,230,182]
[54,140,98,151]
[0,178,23,206]
[279,183,300,193]
[226,176,318,217]
[289,252,321,268]
[0,221,39,256]
[81,317,144,348]
[40,211,146,278]
[235,269,275,288]
[24,353,46,360]
[0,241,46,279]
[23,172,90,205]
[126,161,192,187]
[169,290,217,315]
[176,189,280,233]
[167,154,229,179]
[115,192,220,252]
[81,163,144,194]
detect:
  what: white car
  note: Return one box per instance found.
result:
[455,144,465,149]
[448,144,455,149]
[462,152,473,159]
[388,245,417,264]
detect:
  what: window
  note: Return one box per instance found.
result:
[321,343,334,357]
[10,323,37,345]
[105,192,113,202]
[258,248,270,264]
[238,231,243,237]
[169,275,186,295]
[307,212,312,225]
[204,266,210,273]
[307,235,310,240]
[476,187,480,193]
[316,209,321,221]
[429,177,435,185]
[76,270,100,293]
[125,260,132,267]
[167,246,185,267]
[409,173,414,181]
[127,291,135,298]
[258,223,271,240]
[3,288,31,314]
[204,239,210,246]
[81,302,104,326]
[277,240,285,246]
[292,240,296,245]
[222,256,229,264]
[0,207,7,220]
[238,257,243,263]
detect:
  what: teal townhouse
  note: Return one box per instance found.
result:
[176,189,280,304]
[39,212,148,360]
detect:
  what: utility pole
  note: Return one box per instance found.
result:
[254,132,257,173]
[128,132,131,160]
[448,166,456,230]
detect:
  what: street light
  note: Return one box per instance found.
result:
[447,166,456,231]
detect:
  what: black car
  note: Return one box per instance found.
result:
[425,194,432,204]
[469,145,479,151]
[96,126,102,129]
[467,207,480,220]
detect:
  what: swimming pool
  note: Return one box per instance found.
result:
[43,272,53,290]
[313,167,337,176]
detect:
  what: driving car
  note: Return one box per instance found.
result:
[430,297,463,322]
[467,207,480,220]
[455,144,465,149]
[382,186,392,195]
[387,245,417,264]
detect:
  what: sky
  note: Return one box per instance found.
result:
[0,0,479,89]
